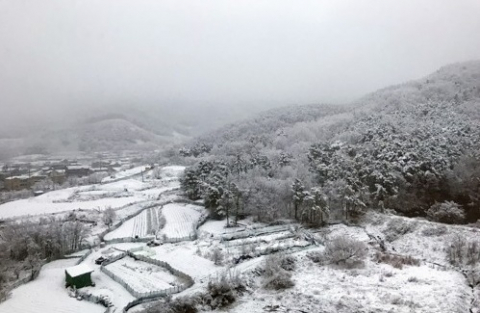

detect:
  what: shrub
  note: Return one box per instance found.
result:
[158,215,166,230]
[383,218,418,242]
[144,296,198,313]
[427,201,465,224]
[263,253,296,274]
[263,270,294,290]
[446,235,480,267]
[421,225,448,237]
[323,235,367,268]
[211,247,224,265]
[202,270,245,310]
[169,296,199,313]
[373,251,420,269]
[307,251,324,263]
[102,208,116,227]
[0,285,10,303]
[261,254,295,290]
[464,268,480,287]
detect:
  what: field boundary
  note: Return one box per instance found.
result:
[98,250,194,312]
[100,201,160,242]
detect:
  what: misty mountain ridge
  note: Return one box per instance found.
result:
[2,60,479,161]
[182,60,480,222]
[196,60,480,149]
[0,99,281,159]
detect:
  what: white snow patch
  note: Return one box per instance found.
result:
[160,203,206,239]
[66,264,94,277]
[0,259,104,313]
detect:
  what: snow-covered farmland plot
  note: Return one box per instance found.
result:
[160,203,206,239]
[104,207,161,240]
[224,233,311,258]
[0,192,141,219]
[105,257,181,293]
[148,242,217,279]
[0,259,104,313]
[101,166,147,183]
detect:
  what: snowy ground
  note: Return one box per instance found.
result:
[189,214,480,313]
[159,166,185,179]
[160,203,206,239]
[5,161,479,313]
[0,195,141,219]
[105,256,181,294]
[104,206,160,240]
[0,259,104,313]
[145,241,218,280]
[101,166,148,183]
[0,167,182,219]
[226,252,469,313]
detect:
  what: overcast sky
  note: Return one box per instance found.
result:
[1,0,480,134]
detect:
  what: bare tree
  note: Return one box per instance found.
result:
[102,207,116,228]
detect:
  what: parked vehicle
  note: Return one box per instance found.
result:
[95,256,109,265]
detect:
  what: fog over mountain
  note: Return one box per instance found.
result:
[1,0,480,146]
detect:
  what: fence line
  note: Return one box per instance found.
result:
[102,197,200,245]
[103,236,155,245]
[97,250,194,311]
[227,241,313,260]
[99,201,160,242]
[76,249,93,265]
[220,225,291,242]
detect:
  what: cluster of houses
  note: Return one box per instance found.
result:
[0,153,141,192]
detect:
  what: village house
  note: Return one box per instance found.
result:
[50,169,66,185]
[66,165,93,177]
[4,174,45,191]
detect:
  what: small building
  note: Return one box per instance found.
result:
[65,264,94,289]
[4,175,31,191]
[66,165,92,177]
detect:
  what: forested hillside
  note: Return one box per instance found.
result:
[179,61,480,225]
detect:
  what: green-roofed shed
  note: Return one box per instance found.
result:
[65,264,94,289]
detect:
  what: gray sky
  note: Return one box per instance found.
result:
[1,0,480,134]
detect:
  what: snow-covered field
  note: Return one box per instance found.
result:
[146,242,218,279]
[228,252,469,313]
[160,203,206,239]
[100,179,147,192]
[198,219,246,236]
[101,166,148,183]
[0,259,104,313]
[0,166,184,219]
[105,257,181,294]
[0,195,141,219]
[104,206,161,240]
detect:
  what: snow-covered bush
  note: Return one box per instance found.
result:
[211,247,224,265]
[202,270,245,309]
[427,201,465,224]
[373,251,420,269]
[446,235,480,267]
[323,235,368,268]
[383,218,418,242]
[158,215,166,230]
[261,254,295,290]
[144,295,199,313]
[263,270,294,290]
[421,225,448,237]
[102,207,116,227]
